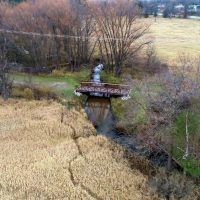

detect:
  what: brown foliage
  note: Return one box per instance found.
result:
[12,85,58,100]
[149,169,196,200]
[88,0,150,75]
[0,0,95,70]
[0,0,150,73]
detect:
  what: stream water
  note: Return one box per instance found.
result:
[85,97,181,170]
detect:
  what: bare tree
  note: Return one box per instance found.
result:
[0,3,13,100]
[63,1,96,71]
[0,35,12,100]
[145,43,162,73]
[39,0,96,71]
[143,58,200,170]
[89,0,150,76]
[12,2,52,68]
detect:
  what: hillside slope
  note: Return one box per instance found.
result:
[0,99,164,200]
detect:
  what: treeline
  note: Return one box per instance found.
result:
[139,0,200,18]
[0,0,149,75]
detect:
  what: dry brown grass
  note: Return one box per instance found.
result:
[0,99,164,200]
[142,17,200,66]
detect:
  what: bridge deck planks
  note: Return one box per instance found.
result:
[76,82,131,98]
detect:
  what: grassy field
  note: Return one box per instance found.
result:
[11,71,89,97]
[147,17,200,64]
[0,99,163,200]
[10,70,122,98]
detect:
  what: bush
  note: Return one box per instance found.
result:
[11,86,25,98]
[23,88,34,100]
[149,169,195,200]
[12,85,58,100]
[144,10,149,18]
[125,150,156,176]
[0,67,12,100]
[112,93,148,133]
[163,9,170,18]
[33,87,58,100]
[52,69,66,77]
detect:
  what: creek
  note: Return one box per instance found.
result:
[85,96,181,170]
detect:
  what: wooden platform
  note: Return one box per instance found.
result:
[75,81,131,98]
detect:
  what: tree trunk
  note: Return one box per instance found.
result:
[167,146,172,171]
[183,111,189,159]
[167,121,173,171]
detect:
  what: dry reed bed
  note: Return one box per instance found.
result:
[0,99,163,199]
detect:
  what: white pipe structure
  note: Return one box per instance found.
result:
[91,64,104,83]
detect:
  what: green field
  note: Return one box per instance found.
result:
[11,70,122,97]
[11,72,82,97]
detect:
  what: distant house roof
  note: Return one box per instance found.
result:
[174,4,184,9]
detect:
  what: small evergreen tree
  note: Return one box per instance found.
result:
[144,9,149,18]
[163,8,169,18]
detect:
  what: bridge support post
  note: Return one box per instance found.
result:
[85,96,114,130]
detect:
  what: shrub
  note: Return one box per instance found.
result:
[125,150,156,176]
[33,87,58,100]
[23,88,34,100]
[52,69,66,77]
[144,10,149,18]
[163,8,170,18]
[11,86,25,98]
[112,93,148,133]
[11,85,58,101]
[149,169,195,200]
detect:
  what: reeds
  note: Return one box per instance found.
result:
[0,99,191,200]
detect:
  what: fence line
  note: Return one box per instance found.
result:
[0,28,145,42]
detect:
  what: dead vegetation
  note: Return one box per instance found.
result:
[0,99,167,200]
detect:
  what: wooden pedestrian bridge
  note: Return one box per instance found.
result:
[75,81,131,99]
